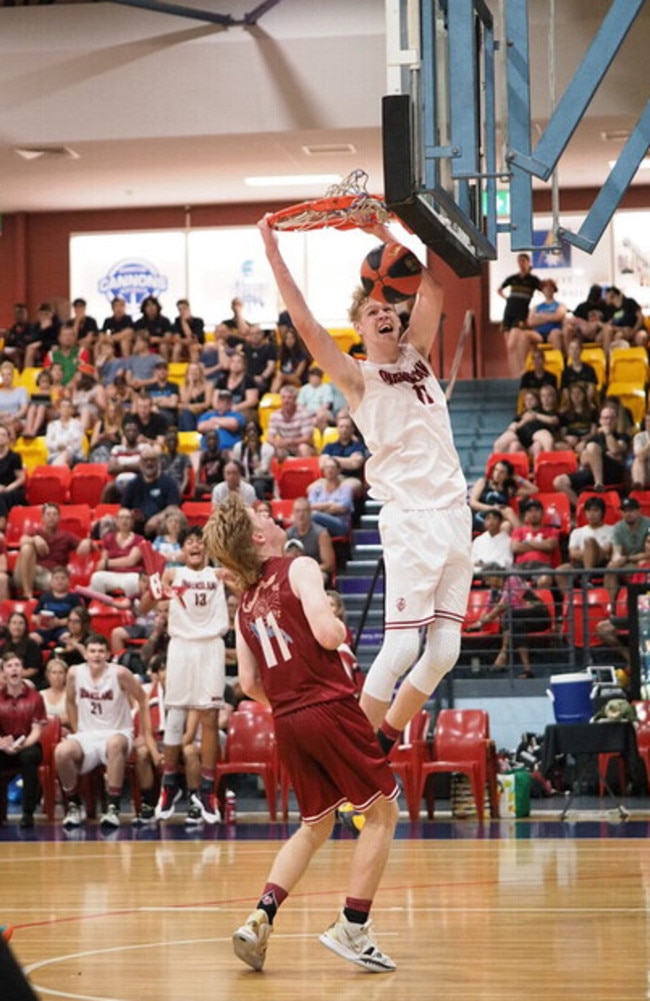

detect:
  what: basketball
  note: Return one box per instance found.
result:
[360,242,423,304]
[337,802,366,835]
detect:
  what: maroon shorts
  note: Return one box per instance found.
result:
[275,697,400,824]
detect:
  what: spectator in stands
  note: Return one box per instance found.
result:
[2,302,31,369]
[602,392,635,436]
[171,298,205,362]
[523,278,566,353]
[123,447,181,538]
[559,337,599,406]
[24,302,60,369]
[103,413,149,499]
[553,403,630,506]
[70,299,99,353]
[198,331,231,386]
[14,502,93,600]
[555,495,614,595]
[498,253,543,377]
[41,656,70,731]
[215,349,259,420]
[70,370,106,436]
[152,507,187,565]
[90,507,145,598]
[270,327,309,393]
[197,388,246,457]
[134,296,173,360]
[0,611,45,688]
[132,391,169,447]
[0,652,47,828]
[492,384,560,460]
[124,332,163,393]
[307,456,354,536]
[243,324,277,397]
[45,397,85,468]
[22,369,54,439]
[160,426,190,497]
[230,420,275,500]
[0,425,26,525]
[603,285,646,350]
[469,564,550,678]
[178,361,211,431]
[471,508,514,575]
[32,566,84,650]
[320,413,367,494]
[604,497,650,604]
[211,459,257,507]
[595,611,631,668]
[195,428,225,499]
[267,385,316,462]
[56,606,92,668]
[0,360,28,439]
[88,399,124,464]
[631,411,650,489]
[285,496,336,586]
[518,347,558,394]
[106,372,133,414]
[298,365,335,431]
[510,497,560,587]
[220,296,251,349]
[561,284,608,351]
[470,457,535,533]
[557,382,598,452]
[147,361,179,426]
[100,296,134,357]
[95,337,125,389]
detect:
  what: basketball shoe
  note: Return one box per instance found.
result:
[155,785,182,821]
[197,789,220,824]
[319,911,396,972]
[132,803,156,826]
[1,925,14,943]
[232,909,272,971]
[62,802,87,829]
[100,805,120,829]
[185,796,204,826]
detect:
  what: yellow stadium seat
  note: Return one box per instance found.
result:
[317,426,340,452]
[167,362,188,388]
[19,367,43,394]
[609,347,648,387]
[328,327,362,355]
[580,345,607,391]
[258,393,282,436]
[525,348,564,384]
[178,431,201,455]
[605,382,647,428]
[15,436,48,472]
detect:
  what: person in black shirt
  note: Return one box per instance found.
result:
[70,298,99,353]
[519,347,558,394]
[561,283,607,350]
[134,296,173,361]
[132,392,169,445]
[171,299,205,361]
[101,296,134,357]
[243,325,277,397]
[0,426,26,527]
[498,253,543,377]
[2,303,31,369]
[603,286,646,350]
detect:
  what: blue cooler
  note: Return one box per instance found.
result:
[548,673,593,723]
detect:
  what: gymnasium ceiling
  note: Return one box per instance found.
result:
[0,0,647,215]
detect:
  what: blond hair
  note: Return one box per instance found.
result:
[203,495,262,591]
[348,285,370,325]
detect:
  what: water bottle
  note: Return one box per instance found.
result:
[225,789,237,824]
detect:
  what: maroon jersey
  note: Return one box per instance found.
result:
[238,557,356,718]
[0,684,46,739]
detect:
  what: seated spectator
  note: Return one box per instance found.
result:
[215,350,259,419]
[2,302,31,370]
[603,285,646,350]
[32,566,84,649]
[41,656,70,731]
[298,366,335,431]
[195,429,226,498]
[307,456,354,536]
[56,606,92,668]
[0,611,46,688]
[553,403,630,506]
[561,284,608,352]
[602,392,635,436]
[134,295,173,360]
[557,382,598,452]
[132,391,169,447]
[22,368,54,439]
[243,324,277,397]
[510,497,560,587]
[211,459,257,507]
[171,298,205,362]
[518,347,558,394]
[70,298,99,353]
[100,296,134,358]
[89,507,146,597]
[45,397,85,467]
[0,652,47,828]
[0,360,29,439]
[122,448,181,538]
[198,336,230,386]
[267,385,316,461]
[14,502,92,600]
[160,426,190,497]
[604,498,650,605]
[493,385,560,461]
[103,413,149,500]
[147,360,179,426]
[230,420,275,500]
[320,413,367,495]
[0,425,26,526]
[471,508,514,575]
[469,457,535,533]
[105,372,133,414]
[270,327,309,392]
[559,337,599,406]
[95,336,126,388]
[523,279,566,353]
[24,302,60,369]
[631,411,650,489]
[88,399,124,464]
[178,361,211,431]
[197,388,246,457]
[219,297,251,349]
[124,331,164,392]
[285,497,336,586]
[70,370,107,436]
[152,507,187,564]
[555,495,614,595]
[43,321,92,388]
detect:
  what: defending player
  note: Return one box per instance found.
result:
[258,217,472,752]
[142,526,229,824]
[203,496,399,973]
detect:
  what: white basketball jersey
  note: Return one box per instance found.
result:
[74,661,133,735]
[168,565,229,641]
[350,341,467,509]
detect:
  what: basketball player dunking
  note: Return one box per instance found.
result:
[143,526,229,824]
[258,216,472,752]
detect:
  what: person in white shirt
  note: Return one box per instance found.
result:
[471,509,514,575]
[211,459,257,508]
[556,495,613,594]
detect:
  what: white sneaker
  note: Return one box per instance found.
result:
[232,909,272,971]
[100,804,120,828]
[319,911,396,973]
[155,785,183,821]
[62,803,87,829]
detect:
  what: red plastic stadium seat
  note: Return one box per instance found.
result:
[0,599,38,629]
[215,707,278,821]
[533,450,577,493]
[462,589,500,637]
[181,501,213,528]
[270,499,295,526]
[485,452,530,481]
[58,504,92,539]
[561,586,610,648]
[275,457,322,500]
[418,709,498,822]
[5,505,43,548]
[87,600,133,640]
[25,465,71,505]
[576,490,621,527]
[69,464,110,507]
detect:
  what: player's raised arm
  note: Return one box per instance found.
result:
[258,216,362,400]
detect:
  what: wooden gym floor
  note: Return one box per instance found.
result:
[2,808,650,1001]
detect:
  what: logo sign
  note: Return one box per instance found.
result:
[98,258,169,311]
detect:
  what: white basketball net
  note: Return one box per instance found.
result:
[272,169,390,231]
